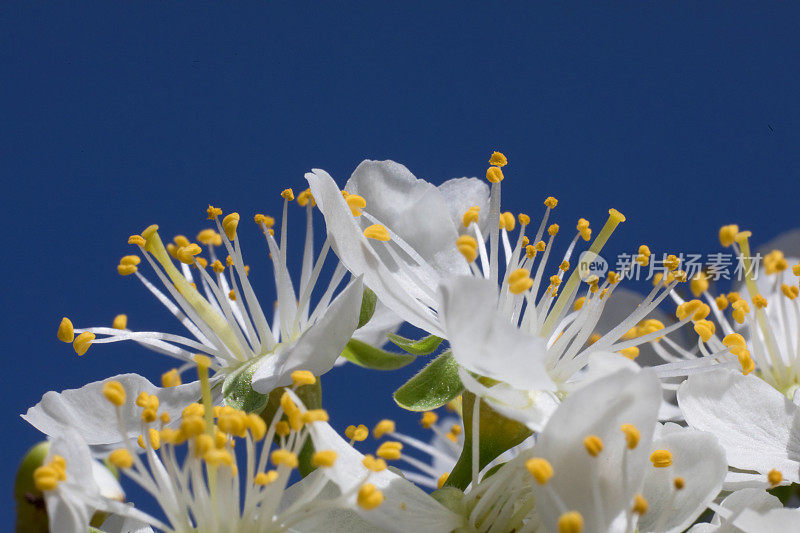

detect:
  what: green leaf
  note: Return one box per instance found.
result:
[444,391,532,490]
[358,287,377,328]
[387,333,443,356]
[393,350,464,411]
[340,338,416,370]
[222,361,269,414]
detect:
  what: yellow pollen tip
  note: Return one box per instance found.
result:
[499,212,516,231]
[222,213,240,241]
[557,511,584,533]
[291,370,316,387]
[456,234,479,263]
[673,476,685,490]
[302,409,329,424]
[376,441,403,460]
[620,346,640,360]
[161,368,182,388]
[193,353,212,370]
[373,419,396,439]
[518,213,530,226]
[108,448,133,469]
[694,319,716,343]
[271,449,299,469]
[718,224,739,247]
[345,194,367,216]
[33,465,61,491]
[462,205,480,227]
[117,263,138,276]
[438,473,449,489]
[548,223,559,236]
[420,411,438,429]
[357,483,384,510]
[312,450,338,468]
[111,314,128,330]
[254,214,275,227]
[768,469,783,486]
[508,268,533,294]
[362,454,387,472]
[583,435,603,457]
[650,449,673,468]
[207,205,223,219]
[297,188,316,207]
[254,470,279,485]
[753,294,768,308]
[620,424,640,449]
[544,196,558,209]
[102,381,126,406]
[526,457,554,485]
[782,284,799,300]
[633,494,648,515]
[489,151,508,167]
[573,297,586,311]
[73,332,95,356]
[363,224,390,241]
[281,188,295,201]
[486,166,504,183]
[57,317,75,343]
[345,424,369,442]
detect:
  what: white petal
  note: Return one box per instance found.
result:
[734,507,800,533]
[677,369,800,482]
[307,422,464,533]
[531,369,662,533]
[306,168,444,336]
[91,461,124,501]
[439,276,555,391]
[638,426,727,533]
[23,374,202,451]
[101,513,156,533]
[346,160,467,276]
[252,277,363,393]
[437,176,490,236]
[352,299,404,348]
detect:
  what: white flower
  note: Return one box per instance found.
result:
[56,196,364,401]
[687,488,781,533]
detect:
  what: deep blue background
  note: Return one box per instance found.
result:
[4,1,800,524]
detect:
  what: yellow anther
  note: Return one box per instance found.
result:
[345,194,367,216]
[57,318,75,343]
[281,188,295,201]
[72,331,95,356]
[525,244,537,259]
[715,294,729,310]
[211,260,225,274]
[606,270,619,284]
[588,332,602,345]
[738,351,755,375]
[731,299,750,324]
[271,449,299,469]
[619,347,639,360]
[673,477,685,490]
[689,273,709,297]
[345,424,369,442]
[420,411,438,429]
[128,234,146,246]
[166,243,178,259]
[753,294,768,309]
[254,214,275,227]
[158,368,182,389]
[573,297,586,311]
[462,205,480,227]
[456,234,479,263]
[694,320,716,342]
[145,428,161,450]
[108,449,133,469]
[557,511,584,533]
[633,494,648,515]
[109,314,128,330]
[118,255,140,267]
[508,268,534,294]
[526,457,554,485]
[275,421,291,438]
[636,245,651,267]
[362,454,387,472]
[446,432,458,442]
[650,449,673,468]
[663,254,680,271]
[489,151,508,167]
[535,240,547,252]
[794,263,800,276]
[141,408,157,423]
[620,424,640,449]
[180,415,205,437]
[183,403,205,418]
[782,284,799,300]
[518,213,530,226]
[196,229,221,246]
[176,243,202,264]
[358,483,384,510]
[583,435,603,457]
[768,469,783,487]
[311,450,337,468]
[676,300,710,322]
[376,441,403,460]
[33,465,60,491]
[206,205,222,219]
[291,370,316,387]
[160,412,170,424]
[254,470,279,485]
[363,224,390,241]
[102,381,126,406]
[373,419,396,439]
[221,213,240,241]
[544,196,558,209]
[117,263,138,276]
[486,166,504,183]
[302,409,330,424]
[549,274,562,287]
[246,413,267,440]
[522,236,530,247]
[764,250,788,275]
[173,235,190,248]
[728,292,742,303]
[297,188,316,207]
[438,473,449,489]
[545,223,559,237]
[499,212,516,231]
[204,449,235,470]
[719,224,739,247]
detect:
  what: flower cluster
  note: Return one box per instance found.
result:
[19,152,800,532]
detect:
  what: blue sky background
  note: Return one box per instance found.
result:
[3,1,800,523]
